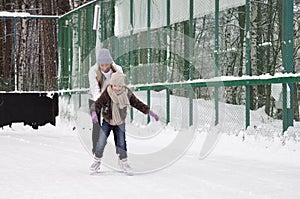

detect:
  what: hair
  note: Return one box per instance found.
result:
[96,64,118,89]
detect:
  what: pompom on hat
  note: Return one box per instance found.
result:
[97,48,113,65]
[110,71,126,86]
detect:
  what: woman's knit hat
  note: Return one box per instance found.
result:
[110,71,125,86]
[97,48,113,65]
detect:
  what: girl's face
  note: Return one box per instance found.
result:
[99,64,111,73]
[112,85,123,92]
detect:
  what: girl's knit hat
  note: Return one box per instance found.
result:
[97,48,113,65]
[110,71,125,86]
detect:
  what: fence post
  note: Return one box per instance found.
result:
[78,10,82,107]
[245,0,251,129]
[282,0,294,132]
[67,15,73,90]
[147,0,151,123]
[189,0,194,126]
[214,0,219,126]
[100,1,105,43]
[166,0,171,124]
[130,0,134,122]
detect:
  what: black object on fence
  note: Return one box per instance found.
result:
[0,93,59,129]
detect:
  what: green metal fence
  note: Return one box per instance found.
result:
[57,0,300,133]
[58,1,97,91]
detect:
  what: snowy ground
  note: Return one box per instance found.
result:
[1,93,300,199]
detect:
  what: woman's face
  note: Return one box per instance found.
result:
[99,64,111,73]
[112,85,123,92]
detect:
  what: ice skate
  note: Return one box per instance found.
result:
[89,156,101,175]
[119,158,133,176]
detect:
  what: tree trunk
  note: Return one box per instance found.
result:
[42,0,58,90]
[248,3,257,110]
[4,0,15,90]
[57,0,71,15]
[265,0,275,116]
[18,2,27,90]
[256,2,265,109]
[238,6,245,77]
[183,20,190,81]
[293,83,299,121]
[140,32,147,64]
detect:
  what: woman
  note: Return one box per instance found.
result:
[89,48,122,155]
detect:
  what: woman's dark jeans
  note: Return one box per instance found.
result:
[95,119,127,160]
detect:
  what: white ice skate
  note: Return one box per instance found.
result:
[89,157,101,175]
[119,158,133,176]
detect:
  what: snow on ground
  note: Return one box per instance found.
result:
[1,93,300,199]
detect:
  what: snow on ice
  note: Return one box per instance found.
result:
[0,92,300,199]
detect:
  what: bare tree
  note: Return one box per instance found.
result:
[0,0,93,91]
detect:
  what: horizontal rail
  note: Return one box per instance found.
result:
[131,73,300,91]
[0,13,59,19]
[0,89,89,95]
[0,0,99,19]
[2,73,300,94]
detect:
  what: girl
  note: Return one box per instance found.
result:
[89,71,159,174]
